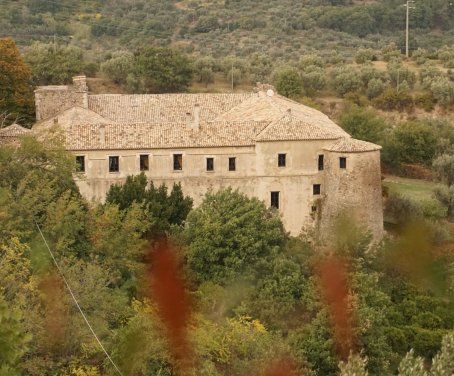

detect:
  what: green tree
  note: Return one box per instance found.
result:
[101,51,134,85]
[0,38,35,126]
[338,105,390,144]
[183,188,286,285]
[105,173,193,233]
[273,67,303,99]
[0,293,30,376]
[24,42,94,85]
[131,46,193,93]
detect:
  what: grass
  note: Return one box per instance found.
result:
[383,175,441,201]
[383,175,447,219]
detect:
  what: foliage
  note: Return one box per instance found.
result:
[338,105,390,144]
[338,353,368,376]
[183,188,286,285]
[130,46,194,93]
[0,38,35,126]
[0,293,30,376]
[24,42,95,85]
[101,51,134,85]
[272,67,303,99]
[105,173,193,234]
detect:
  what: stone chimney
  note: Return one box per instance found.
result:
[193,104,200,129]
[73,75,88,108]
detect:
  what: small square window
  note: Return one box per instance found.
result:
[140,154,149,171]
[278,153,286,167]
[340,157,347,169]
[206,157,214,171]
[109,156,119,172]
[313,184,321,195]
[173,154,183,171]
[318,155,324,171]
[229,157,236,171]
[76,155,85,172]
[271,191,280,209]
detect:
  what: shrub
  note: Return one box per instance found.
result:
[355,48,377,64]
[374,88,414,112]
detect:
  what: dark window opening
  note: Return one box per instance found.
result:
[340,157,347,169]
[173,154,182,171]
[313,184,321,195]
[109,156,119,172]
[206,157,214,171]
[76,155,85,172]
[229,157,236,171]
[278,153,286,167]
[271,191,280,209]
[318,155,324,171]
[140,154,149,171]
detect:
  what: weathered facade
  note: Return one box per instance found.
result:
[33,76,383,238]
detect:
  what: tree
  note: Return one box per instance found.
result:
[105,173,193,233]
[338,353,368,376]
[101,51,134,85]
[0,38,35,126]
[272,67,303,99]
[338,105,390,144]
[131,47,193,93]
[183,188,286,285]
[0,293,30,376]
[433,154,454,219]
[24,42,94,85]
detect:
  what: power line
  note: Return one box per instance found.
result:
[34,220,124,376]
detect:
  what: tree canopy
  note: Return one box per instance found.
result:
[0,38,35,126]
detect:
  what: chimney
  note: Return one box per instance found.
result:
[99,125,105,147]
[186,112,192,129]
[73,75,89,108]
[193,104,200,129]
[286,108,291,115]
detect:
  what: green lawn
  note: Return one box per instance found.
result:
[383,175,447,219]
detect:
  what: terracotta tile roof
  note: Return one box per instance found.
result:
[213,92,349,138]
[323,138,382,153]
[35,106,109,130]
[256,115,344,141]
[0,123,31,137]
[88,93,255,123]
[65,121,270,150]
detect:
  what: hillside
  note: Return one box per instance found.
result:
[1,0,454,60]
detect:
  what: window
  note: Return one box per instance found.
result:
[140,154,149,171]
[278,153,286,167]
[206,157,214,171]
[318,155,324,171]
[109,156,119,172]
[313,184,321,195]
[76,155,85,172]
[229,157,236,171]
[271,191,280,209]
[173,154,182,171]
[339,157,347,169]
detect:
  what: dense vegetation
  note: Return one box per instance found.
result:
[0,132,453,375]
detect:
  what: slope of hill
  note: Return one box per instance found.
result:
[1,0,453,60]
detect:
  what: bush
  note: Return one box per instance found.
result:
[355,48,377,64]
[374,88,414,112]
[272,66,303,99]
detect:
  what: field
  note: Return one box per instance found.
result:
[383,175,447,219]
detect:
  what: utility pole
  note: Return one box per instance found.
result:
[405,0,414,58]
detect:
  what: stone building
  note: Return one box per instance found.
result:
[0,123,31,146]
[33,76,383,237]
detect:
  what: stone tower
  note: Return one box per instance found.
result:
[319,138,383,240]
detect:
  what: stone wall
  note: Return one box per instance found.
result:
[35,76,88,121]
[319,150,383,240]
[72,141,331,235]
